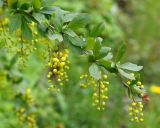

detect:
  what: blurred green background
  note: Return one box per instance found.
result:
[0,0,160,128]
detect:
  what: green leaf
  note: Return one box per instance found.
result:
[19,11,37,23]
[54,10,64,32]
[9,15,22,32]
[93,38,102,58]
[115,43,126,62]
[37,23,48,36]
[48,33,63,42]
[118,69,135,80]
[21,18,32,41]
[85,37,95,51]
[68,14,90,28]
[64,13,78,23]
[33,0,41,10]
[92,38,110,60]
[63,29,85,47]
[89,63,101,80]
[63,35,83,54]
[90,22,105,37]
[103,52,113,61]
[98,59,117,73]
[98,59,112,70]
[63,29,76,37]
[98,47,111,59]
[40,7,57,14]
[32,13,46,24]
[64,34,85,48]
[119,62,143,71]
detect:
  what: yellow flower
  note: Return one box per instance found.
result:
[150,85,160,94]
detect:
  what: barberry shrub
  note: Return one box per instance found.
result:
[0,0,146,126]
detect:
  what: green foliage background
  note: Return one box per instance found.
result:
[0,0,160,128]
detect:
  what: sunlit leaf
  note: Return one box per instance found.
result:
[118,69,135,80]
[119,62,143,71]
[89,63,101,80]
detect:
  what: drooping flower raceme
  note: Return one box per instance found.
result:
[80,74,109,110]
[47,49,70,92]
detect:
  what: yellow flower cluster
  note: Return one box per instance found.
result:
[16,88,36,128]
[80,74,96,88]
[16,108,36,128]
[127,80,144,97]
[127,81,144,89]
[23,88,34,106]
[27,114,37,128]
[16,38,38,67]
[80,74,109,110]
[136,81,144,89]
[16,108,26,122]
[47,49,69,92]
[128,101,144,122]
